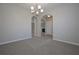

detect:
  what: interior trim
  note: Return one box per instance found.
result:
[0,37,32,45]
[54,39,79,46]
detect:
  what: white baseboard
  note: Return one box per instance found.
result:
[54,39,79,46]
[0,36,32,45]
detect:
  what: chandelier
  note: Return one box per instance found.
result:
[30,5,44,16]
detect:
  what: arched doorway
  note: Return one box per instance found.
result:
[31,16,37,37]
[31,15,53,40]
[41,15,53,39]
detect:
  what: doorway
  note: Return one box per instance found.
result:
[31,16,37,37]
[41,15,53,39]
[31,15,53,40]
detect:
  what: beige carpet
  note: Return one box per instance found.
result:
[0,36,79,55]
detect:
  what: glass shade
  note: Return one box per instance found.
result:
[36,11,39,14]
[38,5,41,9]
[40,9,43,12]
[30,6,34,10]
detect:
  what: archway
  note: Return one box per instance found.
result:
[31,16,37,37]
[41,15,53,39]
[31,15,53,40]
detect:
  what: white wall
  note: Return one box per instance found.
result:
[0,6,3,41]
[53,4,79,44]
[0,4,32,44]
[1,3,79,45]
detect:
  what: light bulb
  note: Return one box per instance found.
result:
[40,9,43,12]
[30,6,34,10]
[36,11,39,14]
[48,15,50,17]
[38,5,41,9]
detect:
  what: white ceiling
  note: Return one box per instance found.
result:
[17,3,62,14]
[17,3,79,15]
[18,3,62,9]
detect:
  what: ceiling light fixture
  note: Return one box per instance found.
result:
[30,5,44,16]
